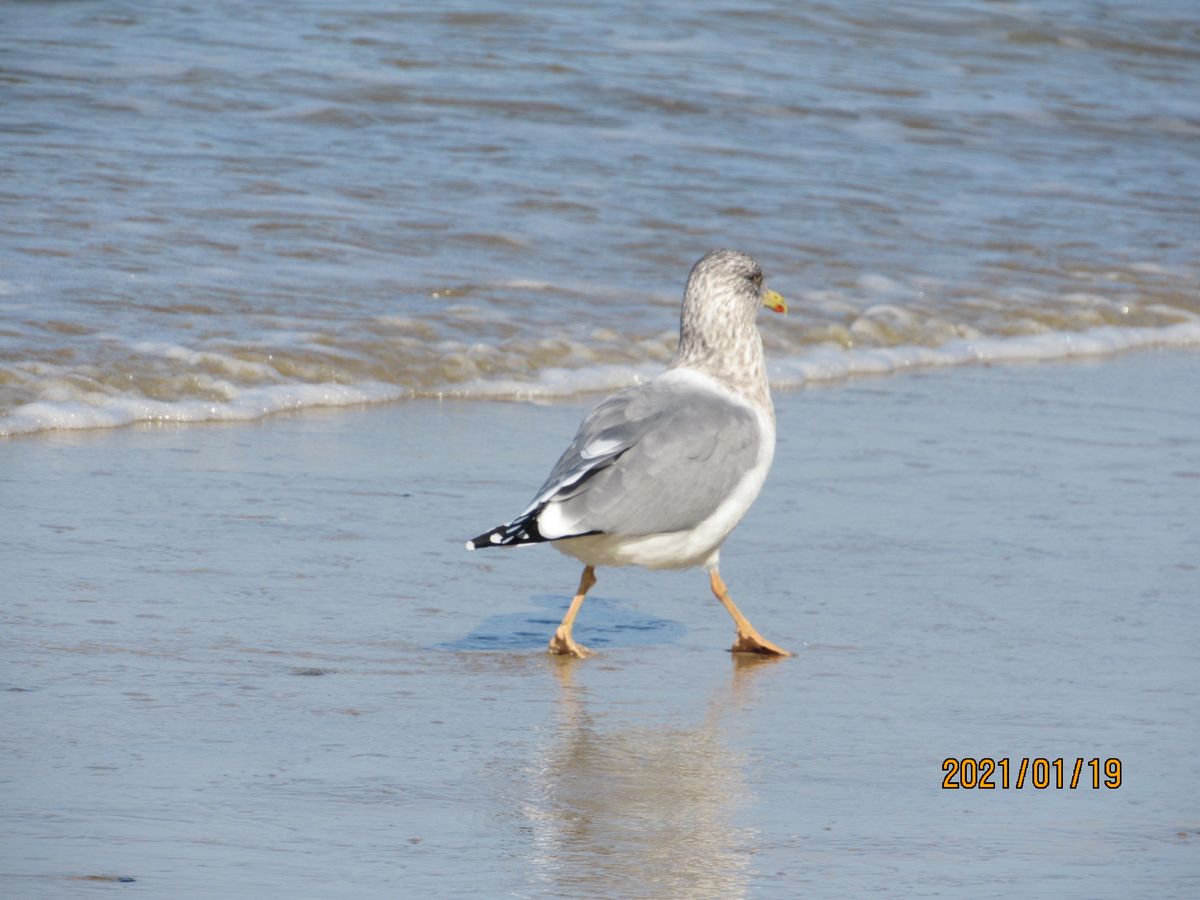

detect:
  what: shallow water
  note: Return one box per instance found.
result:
[3,0,1200,434]
[3,353,1198,896]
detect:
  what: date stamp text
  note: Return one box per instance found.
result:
[942,757,1122,790]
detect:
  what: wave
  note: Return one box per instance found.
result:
[3,320,1198,437]
[769,320,1200,387]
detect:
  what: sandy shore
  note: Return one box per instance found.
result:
[3,351,1198,897]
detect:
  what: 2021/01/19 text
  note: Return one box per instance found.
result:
[941,757,1122,790]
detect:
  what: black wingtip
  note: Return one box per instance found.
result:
[466,525,503,550]
[466,513,549,550]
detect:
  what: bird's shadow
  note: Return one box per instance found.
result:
[440,593,685,652]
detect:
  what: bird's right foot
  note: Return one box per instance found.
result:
[548,627,593,659]
[730,629,793,657]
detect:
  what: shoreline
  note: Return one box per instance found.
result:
[4,323,1200,439]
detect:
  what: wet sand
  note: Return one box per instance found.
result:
[3,352,1199,897]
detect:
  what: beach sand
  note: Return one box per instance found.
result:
[3,351,1198,897]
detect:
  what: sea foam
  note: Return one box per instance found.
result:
[3,321,1199,437]
[1,381,405,437]
[769,321,1200,388]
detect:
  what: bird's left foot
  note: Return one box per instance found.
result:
[731,630,793,657]
[548,627,593,659]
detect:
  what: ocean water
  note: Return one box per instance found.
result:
[3,0,1199,436]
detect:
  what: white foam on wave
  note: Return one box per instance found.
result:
[767,320,1200,388]
[1,381,404,437]
[432,362,664,402]
[128,341,281,380]
[3,321,1199,437]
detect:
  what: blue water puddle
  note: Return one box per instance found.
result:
[441,594,685,652]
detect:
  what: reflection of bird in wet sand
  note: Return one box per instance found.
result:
[468,250,792,659]
[520,655,784,897]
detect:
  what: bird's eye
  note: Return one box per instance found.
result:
[749,271,763,286]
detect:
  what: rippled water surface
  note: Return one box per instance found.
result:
[2,0,1199,434]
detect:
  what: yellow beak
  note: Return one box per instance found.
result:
[762,288,787,314]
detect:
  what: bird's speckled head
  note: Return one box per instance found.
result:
[685,249,769,326]
[672,249,785,404]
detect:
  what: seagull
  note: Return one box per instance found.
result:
[467,249,791,658]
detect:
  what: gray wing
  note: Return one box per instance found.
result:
[529,376,762,539]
